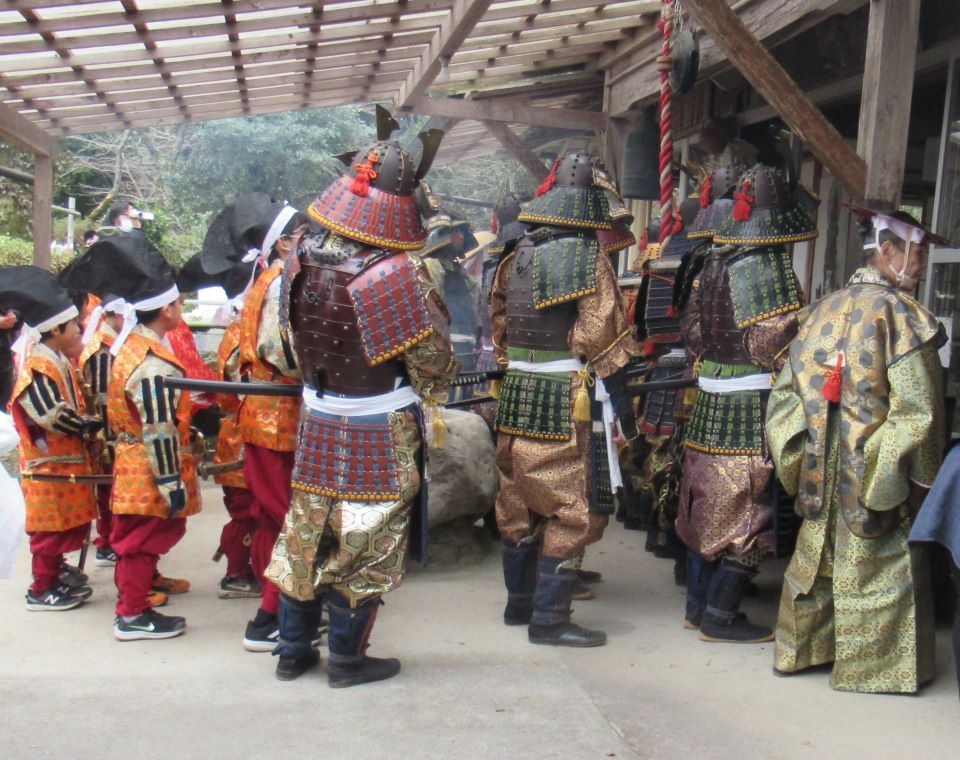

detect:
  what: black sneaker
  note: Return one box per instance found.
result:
[58,572,93,600]
[275,649,320,681]
[95,547,118,567]
[26,585,85,611]
[114,609,187,641]
[218,574,262,599]
[59,563,88,587]
[243,618,279,652]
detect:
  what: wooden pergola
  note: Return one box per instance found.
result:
[0,0,925,268]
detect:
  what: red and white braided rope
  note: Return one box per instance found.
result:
[656,0,675,249]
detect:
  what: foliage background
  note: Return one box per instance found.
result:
[0,105,535,268]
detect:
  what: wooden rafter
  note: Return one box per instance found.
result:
[682,0,866,197]
[483,120,549,181]
[395,0,495,108]
[402,94,605,131]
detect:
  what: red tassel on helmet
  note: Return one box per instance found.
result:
[822,353,843,403]
[349,152,380,197]
[638,228,649,252]
[733,180,754,222]
[491,211,499,235]
[699,174,713,209]
[673,207,684,236]
[535,159,560,197]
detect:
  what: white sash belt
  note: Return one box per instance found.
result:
[507,358,622,490]
[301,386,419,417]
[698,374,773,393]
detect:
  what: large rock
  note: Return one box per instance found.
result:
[425,408,498,529]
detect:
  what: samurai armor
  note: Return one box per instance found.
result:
[495,370,572,441]
[490,193,527,255]
[288,232,404,395]
[347,252,435,365]
[519,151,613,231]
[530,232,599,308]
[597,222,637,256]
[637,255,683,345]
[698,247,754,365]
[714,164,818,246]
[639,354,686,435]
[292,408,404,501]
[504,234,580,352]
[689,162,746,240]
[685,389,766,456]
[726,246,804,328]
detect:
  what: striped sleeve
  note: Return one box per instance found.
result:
[17,371,87,437]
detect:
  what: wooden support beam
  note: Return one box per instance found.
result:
[402,95,605,131]
[395,0,495,108]
[0,100,57,157]
[856,0,921,206]
[32,153,52,270]
[682,0,867,198]
[483,121,549,182]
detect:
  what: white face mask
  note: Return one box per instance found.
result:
[118,217,134,231]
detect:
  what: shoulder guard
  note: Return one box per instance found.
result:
[530,231,599,309]
[347,252,434,365]
[725,246,803,328]
[672,243,709,313]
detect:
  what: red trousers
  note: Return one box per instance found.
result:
[94,484,112,550]
[29,524,89,593]
[244,444,293,616]
[220,486,256,576]
[111,515,186,616]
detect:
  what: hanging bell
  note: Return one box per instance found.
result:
[620,106,660,200]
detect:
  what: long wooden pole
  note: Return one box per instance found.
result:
[32,154,53,270]
[682,0,867,198]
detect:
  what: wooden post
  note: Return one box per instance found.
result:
[856,0,921,206]
[32,154,53,270]
[681,0,867,199]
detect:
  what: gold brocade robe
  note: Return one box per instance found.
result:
[767,267,945,539]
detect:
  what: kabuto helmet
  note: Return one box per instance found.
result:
[688,162,746,240]
[714,163,818,245]
[518,150,613,231]
[660,197,705,259]
[489,193,526,255]
[420,210,479,258]
[308,106,444,251]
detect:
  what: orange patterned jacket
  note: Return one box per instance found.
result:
[108,327,200,519]
[237,263,301,451]
[12,346,97,532]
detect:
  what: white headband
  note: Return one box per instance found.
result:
[10,304,80,371]
[81,297,127,346]
[111,284,180,356]
[863,215,926,251]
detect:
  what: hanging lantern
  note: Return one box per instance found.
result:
[620,106,661,200]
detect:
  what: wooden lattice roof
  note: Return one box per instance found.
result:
[0,0,663,144]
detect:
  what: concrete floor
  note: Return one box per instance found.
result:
[1,484,957,759]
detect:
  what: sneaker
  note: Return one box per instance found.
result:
[59,563,88,587]
[26,585,86,611]
[58,572,94,600]
[243,618,279,652]
[95,547,118,567]
[218,574,262,599]
[147,590,169,608]
[114,609,186,641]
[152,573,190,594]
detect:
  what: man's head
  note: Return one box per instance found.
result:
[861,210,932,292]
[40,317,82,357]
[137,296,183,337]
[271,213,309,262]
[108,200,141,231]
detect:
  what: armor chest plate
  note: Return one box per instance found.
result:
[699,250,751,364]
[291,254,401,395]
[504,243,576,352]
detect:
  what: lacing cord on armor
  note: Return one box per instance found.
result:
[506,356,622,490]
[301,386,419,417]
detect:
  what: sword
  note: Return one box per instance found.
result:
[21,473,114,484]
[198,460,244,480]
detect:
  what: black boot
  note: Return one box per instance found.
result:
[274,594,323,681]
[527,556,606,647]
[327,592,400,688]
[683,552,717,629]
[698,559,774,643]
[501,539,538,626]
